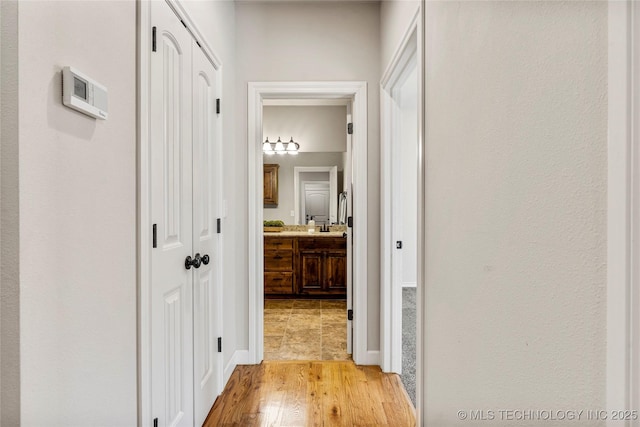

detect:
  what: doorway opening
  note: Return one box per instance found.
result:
[262,104,350,361]
[248,81,372,365]
[380,9,421,408]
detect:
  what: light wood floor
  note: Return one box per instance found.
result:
[203,360,416,427]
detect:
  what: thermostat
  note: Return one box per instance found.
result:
[62,66,108,120]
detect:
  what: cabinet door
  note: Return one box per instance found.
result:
[300,251,323,293]
[325,251,347,292]
[263,164,279,207]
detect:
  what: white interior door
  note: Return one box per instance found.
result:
[150,3,194,426]
[191,40,221,425]
[345,104,353,355]
[150,2,222,426]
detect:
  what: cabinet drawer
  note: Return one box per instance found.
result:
[264,238,294,250]
[264,251,294,271]
[297,237,346,251]
[264,272,293,294]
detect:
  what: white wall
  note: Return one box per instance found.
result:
[263,106,346,152]
[263,153,343,224]
[237,1,381,351]
[423,1,607,424]
[17,2,137,425]
[181,0,239,383]
[0,1,238,425]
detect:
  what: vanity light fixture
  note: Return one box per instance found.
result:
[263,136,300,155]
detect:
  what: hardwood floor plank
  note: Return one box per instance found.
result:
[306,362,323,427]
[203,360,415,427]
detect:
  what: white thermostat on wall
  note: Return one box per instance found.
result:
[62,66,108,120]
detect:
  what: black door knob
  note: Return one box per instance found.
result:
[201,254,210,265]
[185,253,202,270]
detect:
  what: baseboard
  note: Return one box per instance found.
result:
[356,350,380,366]
[223,350,250,385]
[402,282,417,288]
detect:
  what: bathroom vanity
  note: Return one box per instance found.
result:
[264,232,347,298]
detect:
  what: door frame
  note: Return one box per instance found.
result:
[607,1,640,424]
[138,1,224,425]
[247,81,371,364]
[380,10,420,375]
[294,165,338,225]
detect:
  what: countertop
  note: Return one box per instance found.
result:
[264,231,346,237]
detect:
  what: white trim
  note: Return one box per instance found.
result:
[264,99,351,107]
[293,166,338,225]
[607,2,634,425]
[138,3,152,425]
[248,81,369,365]
[165,0,221,69]
[380,10,420,89]
[402,282,417,288]
[359,351,381,366]
[416,3,426,425]
[223,350,249,386]
[380,9,420,375]
[607,1,640,424]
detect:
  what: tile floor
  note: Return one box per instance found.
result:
[264,299,349,361]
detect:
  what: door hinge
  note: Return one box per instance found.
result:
[396,241,402,249]
[216,98,221,114]
[217,337,222,353]
[347,309,353,321]
[347,216,353,228]
[152,224,157,248]
[347,123,353,135]
[152,26,157,52]
[217,218,221,234]
[153,418,158,427]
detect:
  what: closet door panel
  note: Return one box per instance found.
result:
[150,2,194,426]
[192,43,222,426]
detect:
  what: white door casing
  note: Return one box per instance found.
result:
[248,82,369,365]
[150,4,194,425]
[380,8,420,376]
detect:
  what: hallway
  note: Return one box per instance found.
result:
[203,360,415,426]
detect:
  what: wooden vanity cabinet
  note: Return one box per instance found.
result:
[264,237,294,295]
[264,235,347,298]
[298,237,347,296]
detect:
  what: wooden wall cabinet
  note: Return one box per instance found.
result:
[263,164,279,207]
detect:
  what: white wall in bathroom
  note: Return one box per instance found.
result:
[263,106,346,153]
